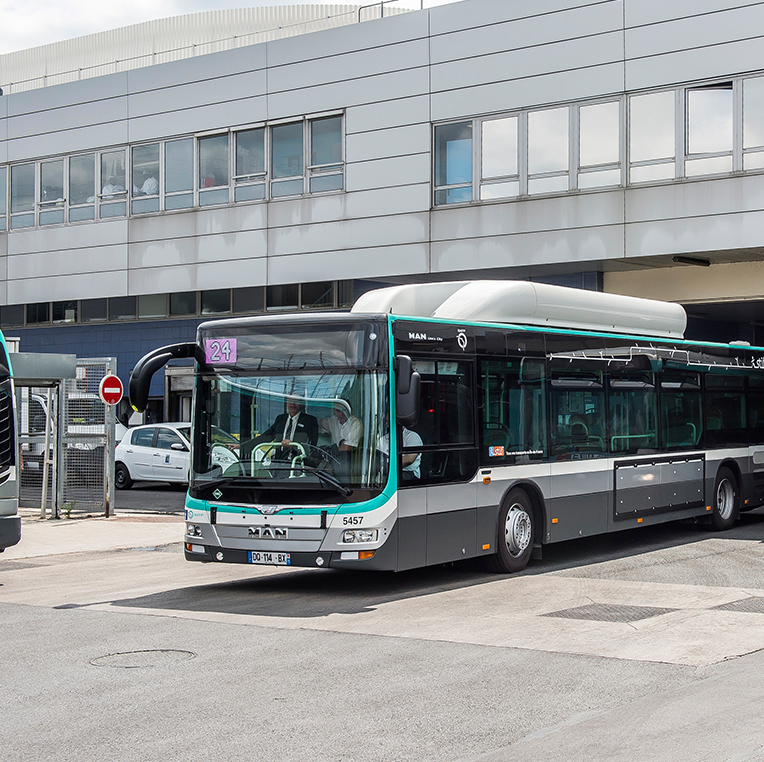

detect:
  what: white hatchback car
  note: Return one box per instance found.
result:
[115,423,191,489]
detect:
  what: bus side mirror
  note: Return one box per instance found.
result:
[129,342,203,413]
[394,355,420,427]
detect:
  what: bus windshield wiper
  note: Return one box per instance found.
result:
[268,463,353,496]
[193,476,262,492]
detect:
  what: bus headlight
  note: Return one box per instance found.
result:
[186,524,203,537]
[342,528,378,543]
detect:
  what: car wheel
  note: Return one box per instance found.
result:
[710,466,739,531]
[485,488,535,573]
[115,462,133,490]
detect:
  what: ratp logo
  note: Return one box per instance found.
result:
[457,329,468,351]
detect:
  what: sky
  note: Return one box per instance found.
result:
[0,0,460,55]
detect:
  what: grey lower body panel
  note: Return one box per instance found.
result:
[0,514,21,550]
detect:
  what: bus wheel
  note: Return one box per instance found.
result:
[711,467,739,531]
[115,463,133,490]
[487,489,534,573]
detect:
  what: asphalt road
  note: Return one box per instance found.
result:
[114,482,187,514]
[2,511,764,761]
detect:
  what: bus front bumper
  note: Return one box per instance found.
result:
[0,514,21,551]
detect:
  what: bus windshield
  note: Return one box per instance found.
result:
[192,368,389,498]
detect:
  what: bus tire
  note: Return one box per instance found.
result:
[115,462,133,490]
[710,466,739,531]
[486,488,535,573]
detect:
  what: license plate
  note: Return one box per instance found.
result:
[248,551,291,566]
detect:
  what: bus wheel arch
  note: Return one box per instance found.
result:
[486,483,542,573]
[710,463,740,531]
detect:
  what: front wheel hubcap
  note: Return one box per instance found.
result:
[505,504,532,557]
[716,479,735,520]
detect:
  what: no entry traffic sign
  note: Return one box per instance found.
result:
[99,374,124,406]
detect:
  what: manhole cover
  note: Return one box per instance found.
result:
[542,603,677,623]
[713,597,764,614]
[90,649,196,668]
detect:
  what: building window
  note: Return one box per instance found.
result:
[233,286,265,313]
[267,283,299,311]
[0,166,6,231]
[301,281,334,309]
[434,122,473,205]
[109,296,136,321]
[99,150,127,218]
[0,305,24,327]
[271,122,304,198]
[199,134,229,206]
[11,163,35,229]
[234,128,266,202]
[52,300,77,323]
[201,289,230,315]
[165,138,194,210]
[480,116,519,200]
[170,291,197,316]
[629,91,675,183]
[309,116,343,192]
[686,83,733,177]
[528,107,569,195]
[39,160,64,226]
[131,143,160,214]
[743,77,764,170]
[82,299,107,322]
[26,303,50,324]
[69,154,95,222]
[578,101,621,189]
[138,294,166,319]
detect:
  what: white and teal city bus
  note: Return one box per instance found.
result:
[129,281,764,573]
[0,330,19,552]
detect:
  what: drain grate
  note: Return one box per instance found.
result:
[90,649,196,668]
[542,603,677,623]
[713,597,764,614]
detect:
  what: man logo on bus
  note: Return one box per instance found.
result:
[457,329,468,351]
[248,526,288,539]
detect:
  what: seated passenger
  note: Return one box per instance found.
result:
[378,428,422,481]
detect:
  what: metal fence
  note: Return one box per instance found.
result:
[17,357,116,517]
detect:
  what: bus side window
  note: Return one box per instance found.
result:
[549,369,606,457]
[660,372,701,449]
[705,373,747,448]
[748,376,764,440]
[479,359,546,464]
[608,373,658,454]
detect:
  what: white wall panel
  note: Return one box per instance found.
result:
[267,183,430,228]
[432,225,625,274]
[8,243,127,280]
[430,0,611,36]
[127,45,266,93]
[8,270,128,303]
[431,2,623,64]
[431,63,625,121]
[267,11,428,67]
[128,229,266,270]
[625,209,764,259]
[128,257,267,295]
[345,153,430,192]
[8,97,128,138]
[625,5,764,60]
[626,175,764,224]
[7,219,127,256]
[128,98,266,143]
[7,73,128,116]
[433,191,626,242]
[268,40,428,94]
[8,122,130,161]
[268,212,429,257]
[128,71,266,120]
[624,0,761,28]
[346,123,430,163]
[626,37,764,92]
[431,32,624,95]
[345,96,430,134]
[267,243,430,284]
[267,67,430,122]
